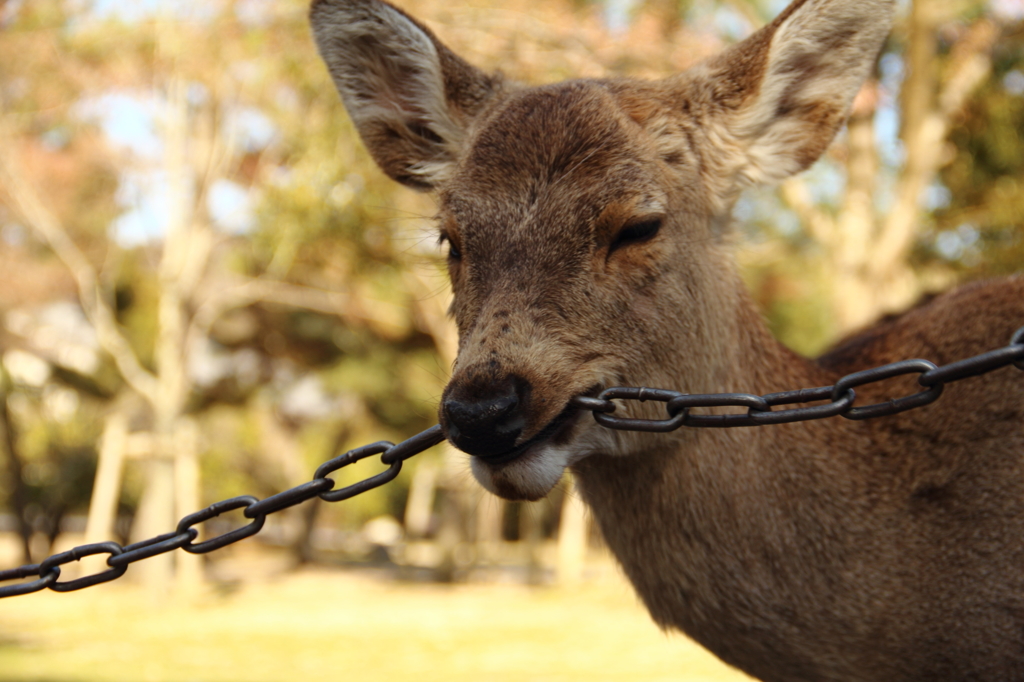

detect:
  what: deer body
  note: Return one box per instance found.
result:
[576,278,1024,681]
[309,0,1024,679]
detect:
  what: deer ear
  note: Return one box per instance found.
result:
[687,0,892,197]
[310,0,503,190]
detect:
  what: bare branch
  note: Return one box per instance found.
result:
[0,136,159,403]
[938,19,998,117]
[186,276,409,352]
[780,178,836,249]
[871,15,997,279]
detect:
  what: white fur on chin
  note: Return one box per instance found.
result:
[470,444,580,501]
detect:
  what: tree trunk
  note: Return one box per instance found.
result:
[404,459,438,539]
[131,457,177,595]
[81,409,129,575]
[173,417,203,595]
[832,92,882,333]
[520,500,545,585]
[556,478,589,586]
[474,488,504,567]
[0,370,31,564]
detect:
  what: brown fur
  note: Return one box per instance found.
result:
[310,1,1024,679]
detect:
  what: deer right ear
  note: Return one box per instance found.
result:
[310,0,502,190]
[680,0,893,208]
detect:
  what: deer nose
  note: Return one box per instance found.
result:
[442,377,526,458]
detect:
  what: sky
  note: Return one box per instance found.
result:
[68,0,810,247]
[74,90,274,245]
[64,0,1017,252]
[58,0,275,246]
[86,0,217,23]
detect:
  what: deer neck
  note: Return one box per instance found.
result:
[570,275,847,675]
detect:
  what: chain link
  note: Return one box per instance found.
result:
[0,425,444,598]
[1,329,1021,599]
[572,326,1023,430]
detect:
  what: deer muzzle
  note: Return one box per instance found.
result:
[441,373,530,459]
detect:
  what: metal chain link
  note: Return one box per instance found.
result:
[571,326,1024,431]
[1,327,1021,599]
[0,425,445,598]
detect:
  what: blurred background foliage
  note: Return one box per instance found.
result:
[0,0,1021,599]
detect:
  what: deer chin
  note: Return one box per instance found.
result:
[470,442,580,501]
[468,400,592,501]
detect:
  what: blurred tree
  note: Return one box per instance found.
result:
[935,15,1024,276]
[0,367,31,563]
[0,0,455,587]
[0,0,1018,593]
[769,0,1000,347]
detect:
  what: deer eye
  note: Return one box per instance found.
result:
[610,217,662,253]
[439,232,462,260]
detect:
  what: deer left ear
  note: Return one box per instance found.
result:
[684,0,893,200]
[310,0,504,191]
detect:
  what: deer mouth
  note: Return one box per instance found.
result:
[470,398,583,466]
[469,384,603,467]
[466,386,604,501]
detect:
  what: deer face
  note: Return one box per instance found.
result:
[310,0,892,499]
[436,82,721,498]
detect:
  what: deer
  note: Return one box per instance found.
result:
[308,0,1024,679]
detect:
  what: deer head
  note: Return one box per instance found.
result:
[310,0,893,500]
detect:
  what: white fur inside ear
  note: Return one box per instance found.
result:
[714,0,893,188]
[311,0,464,184]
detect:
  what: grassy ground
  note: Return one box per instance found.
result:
[0,558,753,682]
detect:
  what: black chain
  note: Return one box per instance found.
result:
[1,327,1021,599]
[0,425,445,598]
[571,326,1024,431]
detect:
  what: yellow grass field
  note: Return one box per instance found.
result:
[0,559,753,682]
